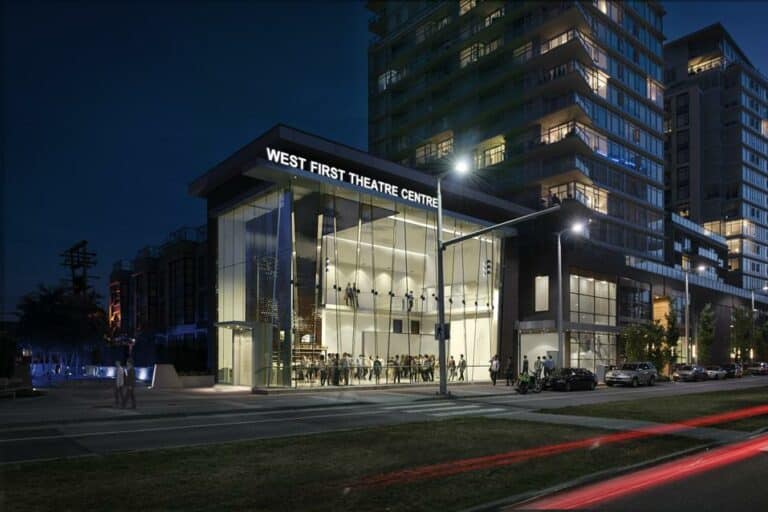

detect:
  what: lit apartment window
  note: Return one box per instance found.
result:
[377,70,400,92]
[535,275,549,312]
[513,42,533,63]
[415,136,454,164]
[548,182,608,214]
[474,143,505,169]
[459,0,477,16]
[436,137,453,158]
[484,8,504,26]
[541,30,575,54]
[688,56,724,75]
[647,79,663,108]
[460,39,502,68]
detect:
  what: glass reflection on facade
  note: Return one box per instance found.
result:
[215,180,501,388]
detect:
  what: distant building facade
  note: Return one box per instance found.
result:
[665,24,768,292]
[108,226,209,370]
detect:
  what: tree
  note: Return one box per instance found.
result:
[619,321,666,368]
[0,330,17,379]
[697,303,715,364]
[16,285,108,372]
[619,323,648,362]
[665,310,681,358]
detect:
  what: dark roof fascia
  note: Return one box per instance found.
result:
[189,124,531,220]
[664,23,754,68]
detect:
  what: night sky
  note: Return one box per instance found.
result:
[3,0,768,316]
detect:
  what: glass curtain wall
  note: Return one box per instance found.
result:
[216,181,501,388]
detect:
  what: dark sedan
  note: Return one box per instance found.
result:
[550,368,597,391]
[720,363,743,378]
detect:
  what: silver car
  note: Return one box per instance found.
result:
[605,362,658,387]
[705,365,727,380]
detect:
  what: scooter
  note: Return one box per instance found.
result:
[515,372,531,394]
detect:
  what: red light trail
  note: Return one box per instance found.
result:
[520,433,768,510]
[352,404,768,489]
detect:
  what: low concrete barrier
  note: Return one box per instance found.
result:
[151,364,182,389]
[179,375,215,388]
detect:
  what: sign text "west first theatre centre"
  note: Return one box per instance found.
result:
[266,148,437,208]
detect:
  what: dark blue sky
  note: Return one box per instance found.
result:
[2,1,767,315]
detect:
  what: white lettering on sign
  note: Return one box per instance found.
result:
[265,147,438,208]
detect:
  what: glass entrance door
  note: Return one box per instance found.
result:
[234,331,253,387]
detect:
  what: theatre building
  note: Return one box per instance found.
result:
[190,125,760,390]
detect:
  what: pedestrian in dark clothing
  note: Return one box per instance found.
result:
[522,355,529,374]
[114,361,125,407]
[505,356,515,386]
[122,359,136,409]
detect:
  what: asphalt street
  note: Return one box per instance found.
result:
[595,451,768,512]
[1,377,766,464]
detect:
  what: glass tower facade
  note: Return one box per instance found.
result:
[368,0,666,261]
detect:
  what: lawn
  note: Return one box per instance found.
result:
[545,385,768,432]
[0,418,701,512]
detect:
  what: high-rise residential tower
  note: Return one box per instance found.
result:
[665,24,768,291]
[368,0,666,260]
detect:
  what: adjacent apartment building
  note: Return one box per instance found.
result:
[664,23,768,292]
[108,226,209,370]
[368,0,666,261]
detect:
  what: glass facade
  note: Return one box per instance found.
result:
[216,180,501,388]
[569,331,617,374]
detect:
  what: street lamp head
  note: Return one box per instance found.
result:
[571,222,585,234]
[454,157,471,175]
[696,265,706,273]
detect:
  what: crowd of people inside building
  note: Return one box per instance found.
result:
[293,352,474,386]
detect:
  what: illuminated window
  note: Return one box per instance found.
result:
[475,143,505,168]
[377,70,400,92]
[460,39,502,67]
[512,42,533,63]
[459,0,476,16]
[535,275,549,312]
[548,182,608,214]
[570,274,616,326]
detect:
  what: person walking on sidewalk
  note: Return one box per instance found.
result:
[505,356,515,386]
[489,355,500,386]
[114,361,125,408]
[122,359,136,409]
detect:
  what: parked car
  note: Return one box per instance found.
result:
[746,362,768,375]
[673,365,708,382]
[705,365,727,380]
[605,362,658,387]
[720,363,743,378]
[549,368,597,391]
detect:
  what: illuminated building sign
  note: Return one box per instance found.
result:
[266,147,438,208]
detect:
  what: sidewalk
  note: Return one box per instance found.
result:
[493,409,745,443]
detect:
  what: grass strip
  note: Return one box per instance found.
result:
[544,385,768,431]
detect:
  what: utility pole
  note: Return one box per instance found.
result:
[60,240,97,295]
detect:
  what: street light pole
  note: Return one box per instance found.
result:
[556,231,564,369]
[684,271,690,364]
[555,222,585,370]
[684,265,706,364]
[436,175,448,396]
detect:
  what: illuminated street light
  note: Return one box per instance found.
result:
[556,220,589,369]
